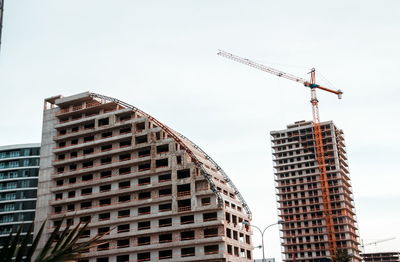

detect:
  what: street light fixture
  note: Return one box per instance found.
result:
[242,220,284,262]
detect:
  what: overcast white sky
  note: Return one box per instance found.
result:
[1,0,399,260]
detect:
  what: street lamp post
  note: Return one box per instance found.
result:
[242,220,284,262]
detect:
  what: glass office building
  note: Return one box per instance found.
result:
[0,143,40,245]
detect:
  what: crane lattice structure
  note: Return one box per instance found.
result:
[217,50,343,259]
[361,237,396,253]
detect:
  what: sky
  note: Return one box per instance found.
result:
[1,0,399,260]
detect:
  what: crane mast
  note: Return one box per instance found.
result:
[218,50,343,260]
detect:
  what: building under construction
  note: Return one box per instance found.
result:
[271,120,361,262]
[362,252,400,262]
[34,92,253,262]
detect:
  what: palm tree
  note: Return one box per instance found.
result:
[0,219,107,262]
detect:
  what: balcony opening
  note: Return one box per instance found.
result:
[116,255,129,262]
[71,139,78,145]
[156,144,169,154]
[181,247,195,257]
[203,212,217,222]
[69,164,77,171]
[81,188,92,196]
[83,148,94,155]
[119,154,131,161]
[58,141,66,148]
[137,252,150,262]
[119,167,130,175]
[177,169,190,179]
[119,140,131,148]
[119,126,131,134]
[138,163,151,171]
[117,224,130,233]
[136,122,146,132]
[177,184,190,197]
[101,157,112,165]
[138,236,150,246]
[118,113,132,122]
[55,193,62,200]
[69,177,76,184]
[159,203,172,212]
[158,173,171,182]
[99,198,111,206]
[204,245,219,255]
[100,171,112,178]
[98,117,109,126]
[98,227,110,235]
[119,181,130,189]
[68,191,75,198]
[101,144,112,151]
[81,174,93,182]
[156,158,168,168]
[80,216,91,223]
[138,191,151,200]
[138,177,150,186]
[178,199,191,212]
[118,209,130,218]
[204,228,218,238]
[84,122,95,129]
[67,204,75,211]
[57,154,65,161]
[159,233,172,243]
[180,230,195,241]
[54,206,62,214]
[98,213,110,221]
[96,258,108,262]
[227,245,232,255]
[57,167,64,173]
[117,239,129,248]
[180,215,194,224]
[159,250,172,260]
[97,242,109,251]
[159,218,172,227]
[138,148,151,157]
[138,221,150,230]
[118,195,131,203]
[226,228,232,238]
[176,156,182,165]
[159,187,172,197]
[101,131,112,138]
[82,161,93,168]
[71,114,82,120]
[135,135,148,144]
[56,180,63,186]
[71,126,79,133]
[138,206,151,215]
[100,184,111,192]
[84,136,94,142]
[201,197,211,206]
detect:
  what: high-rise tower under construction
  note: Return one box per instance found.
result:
[35,92,253,262]
[270,120,360,262]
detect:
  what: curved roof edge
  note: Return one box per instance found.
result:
[0,143,41,151]
[89,92,252,219]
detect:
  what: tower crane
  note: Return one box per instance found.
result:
[217,50,343,260]
[361,238,396,253]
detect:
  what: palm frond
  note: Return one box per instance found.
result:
[0,218,108,262]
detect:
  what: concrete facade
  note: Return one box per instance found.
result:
[0,143,40,246]
[35,92,253,262]
[270,120,360,262]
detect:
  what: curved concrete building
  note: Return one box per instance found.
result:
[35,92,253,262]
[0,143,40,245]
